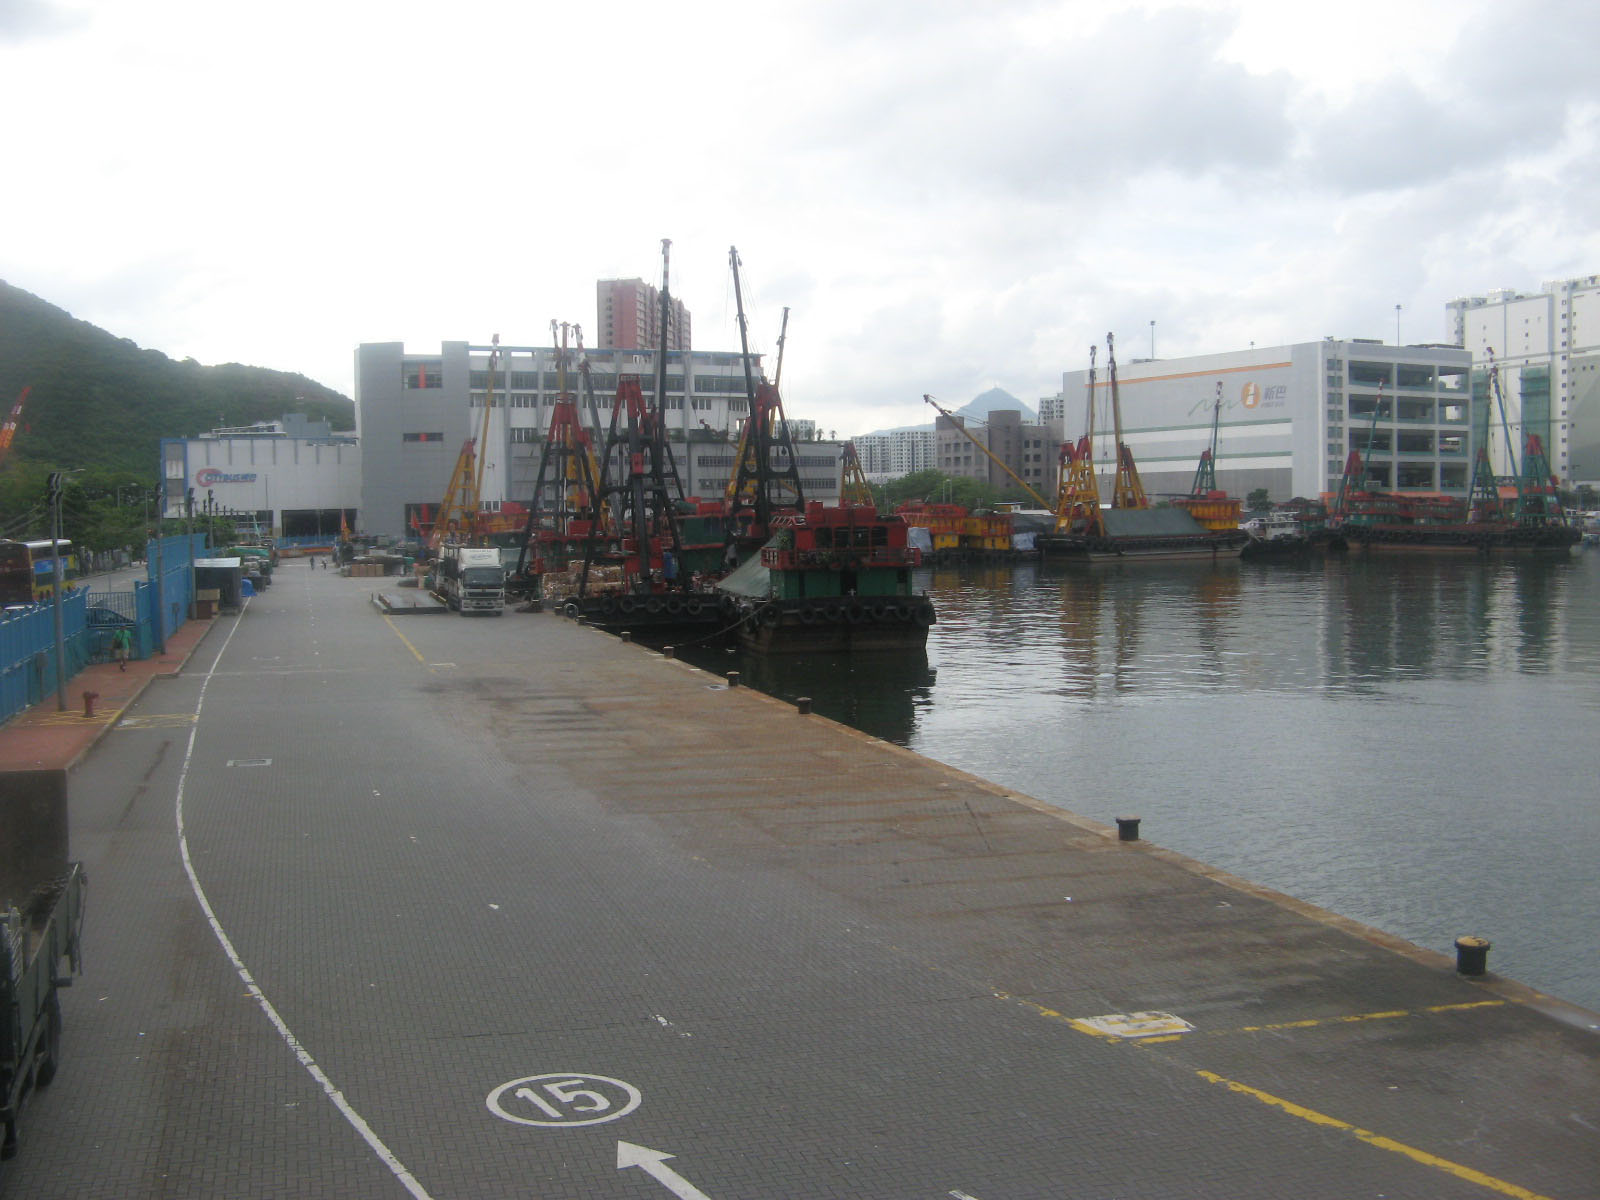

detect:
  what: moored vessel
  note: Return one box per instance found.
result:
[717,502,935,652]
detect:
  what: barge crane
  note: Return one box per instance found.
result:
[1054,345,1105,535]
[725,247,805,551]
[510,322,610,596]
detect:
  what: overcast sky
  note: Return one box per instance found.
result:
[3,0,1598,438]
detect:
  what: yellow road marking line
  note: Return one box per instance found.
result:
[997,993,1505,1042]
[1196,1070,1554,1200]
[1233,1000,1505,1035]
[382,614,426,664]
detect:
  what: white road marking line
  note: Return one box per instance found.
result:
[173,601,434,1199]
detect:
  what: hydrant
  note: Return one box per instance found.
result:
[82,690,100,718]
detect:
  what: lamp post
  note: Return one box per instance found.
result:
[186,487,196,618]
[150,484,166,654]
[48,472,66,711]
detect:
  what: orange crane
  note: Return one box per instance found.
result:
[0,387,30,459]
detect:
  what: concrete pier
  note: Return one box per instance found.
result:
[2,559,1596,1198]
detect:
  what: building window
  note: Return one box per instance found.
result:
[404,362,443,389]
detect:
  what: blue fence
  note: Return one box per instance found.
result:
[0,533,208,726]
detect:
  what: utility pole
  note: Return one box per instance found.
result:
[151,485,166,654]
[186,487,196,617]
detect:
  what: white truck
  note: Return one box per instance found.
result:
[433,545,506,615]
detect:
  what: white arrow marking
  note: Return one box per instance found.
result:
[616,1141,716,1200]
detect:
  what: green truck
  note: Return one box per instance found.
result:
[1,771,85,1162]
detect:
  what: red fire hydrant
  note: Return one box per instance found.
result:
[82,690,99,718]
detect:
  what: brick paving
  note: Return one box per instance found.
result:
[1,560,1597,1198]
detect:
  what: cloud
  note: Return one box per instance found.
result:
[787,6,1296,201]
[0,0,79,40]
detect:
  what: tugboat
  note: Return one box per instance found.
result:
[1240,510,1312,558]
[717,501,935,652]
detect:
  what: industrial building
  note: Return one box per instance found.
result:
[355,340,841,541]
[1057,339,1474,505]
[1447,273,1600,485]
[159,415,359,539]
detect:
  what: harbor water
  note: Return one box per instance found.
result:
[685,548,1600,1013]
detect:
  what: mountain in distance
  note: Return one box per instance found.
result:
[0,279,354,477]
[959,387,1035,423]
[858,387,1036,438]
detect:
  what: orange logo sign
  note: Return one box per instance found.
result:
[1240,382,1260,409]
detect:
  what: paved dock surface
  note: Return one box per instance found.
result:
[2,560,1597,1198]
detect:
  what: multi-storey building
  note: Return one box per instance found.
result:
[934,410,1057,498]
[355,341,836,539]
[1059,339,1475,504]
[1447,274,1600,485]
[852,428,936,482]
[597,278,692,351]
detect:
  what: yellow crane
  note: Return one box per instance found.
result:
[1105,332,1148,510]
[921,394,1054,511]
[839,441,875,508]
[429,335,500,549]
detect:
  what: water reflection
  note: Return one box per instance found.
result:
[679,645,937,746]
[697,549,1600,1009]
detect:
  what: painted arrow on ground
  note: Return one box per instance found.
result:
[616,1141,716,1200]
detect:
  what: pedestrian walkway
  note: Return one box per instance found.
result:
[0,616,214,772]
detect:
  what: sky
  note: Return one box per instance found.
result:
[3,0,1598,439]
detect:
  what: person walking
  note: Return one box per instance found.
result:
[110,625,132,671]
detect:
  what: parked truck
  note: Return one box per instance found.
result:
[433,544,506,615]
[1,771,85,1162]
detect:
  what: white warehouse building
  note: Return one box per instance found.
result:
[159,415,360,539]
[1058,339,1475,505]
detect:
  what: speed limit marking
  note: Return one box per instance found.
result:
[486,1072,642,1128]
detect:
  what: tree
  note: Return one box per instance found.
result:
[1246,487,1271,511]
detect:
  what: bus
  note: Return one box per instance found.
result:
[0,538,79,605]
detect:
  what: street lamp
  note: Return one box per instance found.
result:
[186,487,196,618]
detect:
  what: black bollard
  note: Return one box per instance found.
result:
[620,631,632,644]
[1115,817,1141,842]
[796,697,812,714]
[662,645,675,659]
[726,671,741,688]
[1454,936,1491,977]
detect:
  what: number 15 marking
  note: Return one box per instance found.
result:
[487,1072,642,1128]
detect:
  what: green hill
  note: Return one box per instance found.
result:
[0,279,353,475]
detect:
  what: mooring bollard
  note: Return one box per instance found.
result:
[796,696,812,714]
[1455,936,1491,977]
[619,631,632,644]
[662,645,675,659]
[82,691,99,718]
[1115,816,1141,842]
[726,671,741,688]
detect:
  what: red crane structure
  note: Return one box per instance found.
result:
[0,387,30,460]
